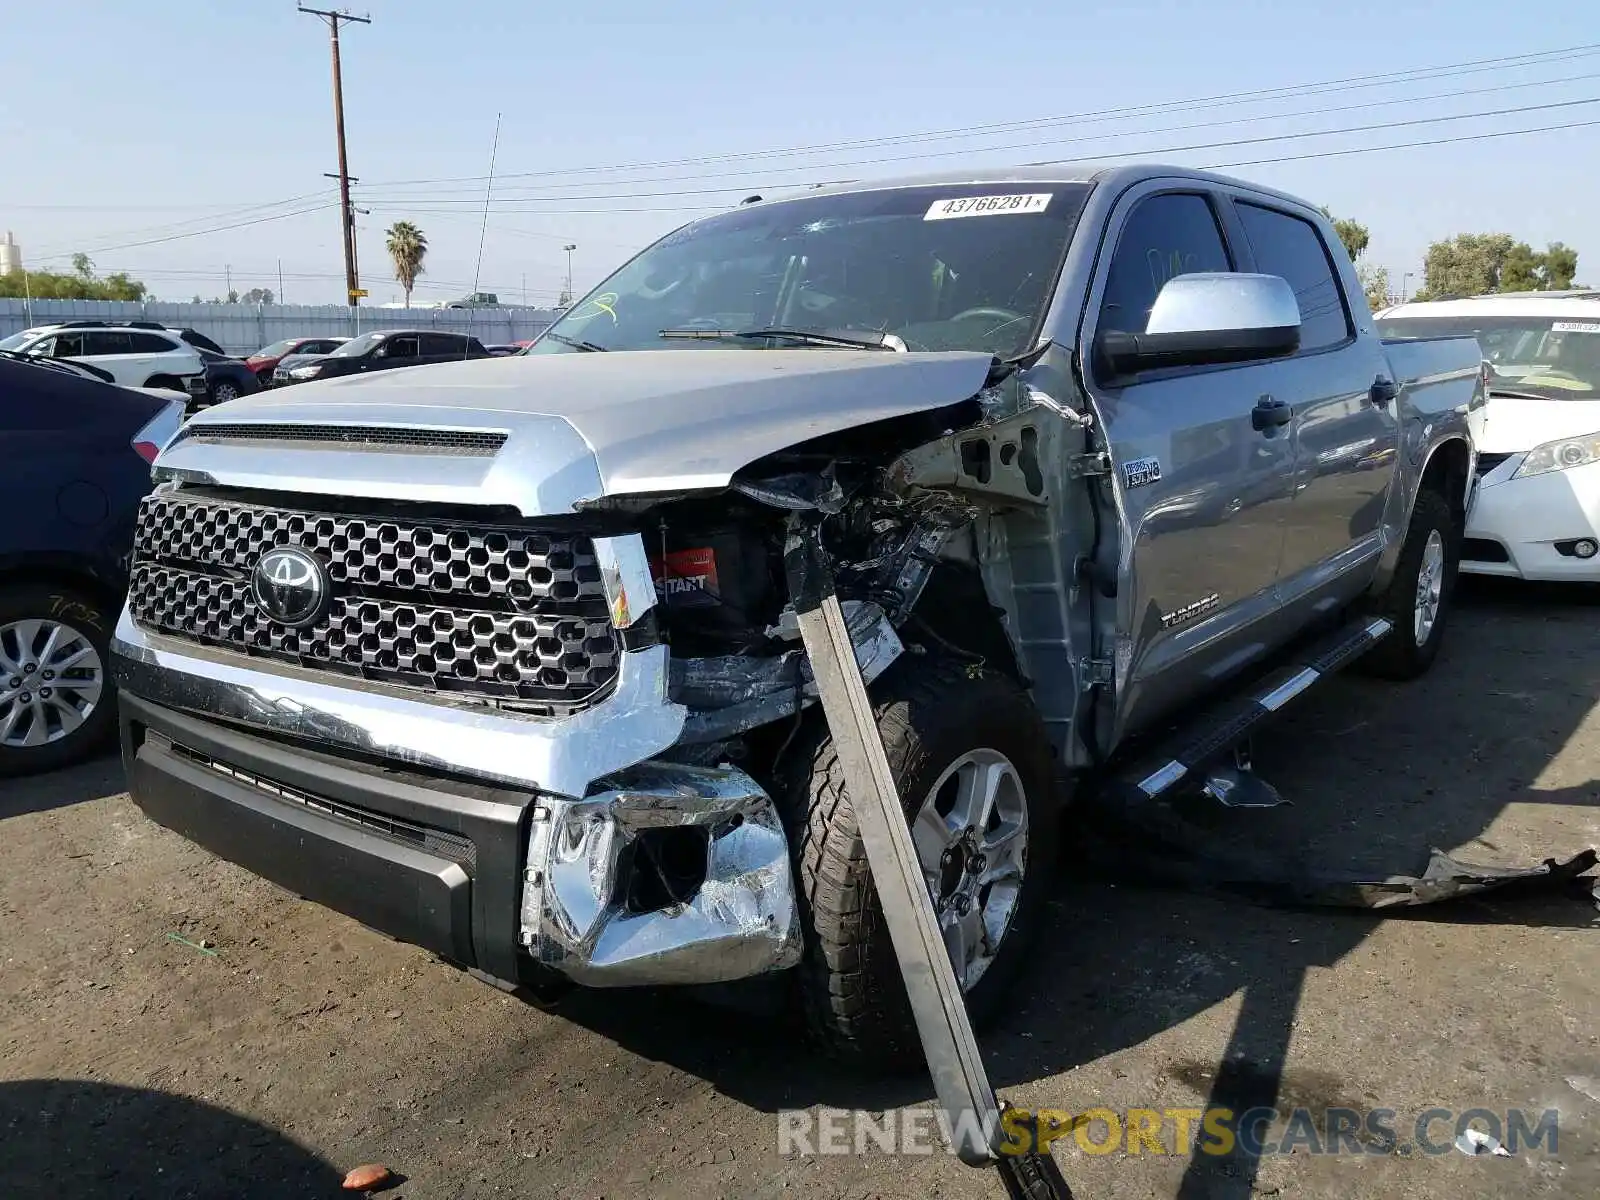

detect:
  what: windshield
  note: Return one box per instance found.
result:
[1377,313,1600,399]
[253,339,300,358]
[0,332,35,352]
[328,332,384,358]
[532,183,1094,358]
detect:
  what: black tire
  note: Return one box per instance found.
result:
[0,583,118,778]
[1360,486,1459,680]
[210,380,239,405]
[781,655,1061,1071]
[143,375,184,393]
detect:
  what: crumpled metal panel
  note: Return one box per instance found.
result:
[519,759,803,986]
[672,600,904,744]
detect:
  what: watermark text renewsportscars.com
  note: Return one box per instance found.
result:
[776,1105,1560,1158]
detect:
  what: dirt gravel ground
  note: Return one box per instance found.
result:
[2,578,1598,1200]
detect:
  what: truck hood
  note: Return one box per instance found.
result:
[1479,393,1600,453]
[162,348,996,516]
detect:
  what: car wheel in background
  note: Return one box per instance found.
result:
[0,584,118,777]
[211,381,239,404]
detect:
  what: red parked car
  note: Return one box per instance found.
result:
[243,337,349,385]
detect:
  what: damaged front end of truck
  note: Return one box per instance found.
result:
[111,345,1103,996]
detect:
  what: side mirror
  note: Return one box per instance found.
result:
[1097,273,1302,381]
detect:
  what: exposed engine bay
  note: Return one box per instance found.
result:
[594,375,1081,765]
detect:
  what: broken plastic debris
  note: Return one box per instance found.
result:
[342,1163,394,1190]
[1455,1129,1512,1157]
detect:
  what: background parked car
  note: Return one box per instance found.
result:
[169,327,228,356]
[1377,292,1600,582]
[484,344,520,356]
[272,329,492,385]
[0,349,115,385]
[245,337,349,386]
[191,347,262,410]
[0,321,208,400]
[0,357,184,776]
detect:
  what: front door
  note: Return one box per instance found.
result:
[1081,186,1297,741]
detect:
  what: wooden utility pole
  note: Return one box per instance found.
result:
[299,5,370,306]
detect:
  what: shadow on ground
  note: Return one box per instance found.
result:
[543,577,1600,1198]
[1,753,124,822]
[0,1079,349,1200]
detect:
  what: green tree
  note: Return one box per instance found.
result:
[1358,263,1392,313]
[385,221,428,307]
[1416,233,1581,298]
[0,261,147,301]
[1543,242,1579,289]
[1319,207,1370,262]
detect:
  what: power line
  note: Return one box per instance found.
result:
[359,41,1600,189]
[1205,115,1600,169]
[27,189,341,260]
[1027,94,1600,165]
[362,66,1600,201]
[347,95,1600,211]
[44,203,342,260]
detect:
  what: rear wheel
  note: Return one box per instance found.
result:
[210,380,239,404]
[783,656,1060,1070]
[0,584,116,777]
[1360,487,1459,680]
[143,374,184,393]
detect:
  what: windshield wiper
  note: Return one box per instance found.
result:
[543,332,608,352]
[659,327,903,351]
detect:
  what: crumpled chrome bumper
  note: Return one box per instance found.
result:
[111,523,809,987]
[521,759,803,986]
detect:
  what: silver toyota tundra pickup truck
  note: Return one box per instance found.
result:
[113,164,1483,1067]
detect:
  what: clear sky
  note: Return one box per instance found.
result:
[3,0,1597,307]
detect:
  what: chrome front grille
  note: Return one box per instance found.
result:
[127,493,620,713]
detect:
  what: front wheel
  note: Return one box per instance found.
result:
[0,584,117,777]
[210,380,239,405]
[783,656,1060,1071]
[1360,487,1459,680]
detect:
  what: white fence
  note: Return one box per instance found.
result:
[0,298,559,356]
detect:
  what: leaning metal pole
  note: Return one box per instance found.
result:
[784,517,1074,1200]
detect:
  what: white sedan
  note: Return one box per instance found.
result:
[1376,295,1600,581]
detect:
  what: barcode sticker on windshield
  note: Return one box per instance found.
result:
[924,193,1053,221]
[1551,321,1600,333]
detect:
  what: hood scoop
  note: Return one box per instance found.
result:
[175,422,508,456]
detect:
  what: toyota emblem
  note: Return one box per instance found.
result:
[251,547,332,628]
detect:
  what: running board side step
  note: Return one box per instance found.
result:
[1121,616,1393,802]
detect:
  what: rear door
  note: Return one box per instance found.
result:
[1079,182,1297,738]
[1224,196,1398,602]
[418,332,467,363]
[77,331,141,385]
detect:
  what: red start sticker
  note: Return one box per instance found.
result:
[650,547,720,606]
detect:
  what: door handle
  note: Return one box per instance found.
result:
[1251,395,1292,432]
[1370,376,1398,406]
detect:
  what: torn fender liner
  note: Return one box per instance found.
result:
[1082,786,1599,909]
[1224,847,1600,910]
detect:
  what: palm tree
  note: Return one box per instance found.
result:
[385,222,428,308]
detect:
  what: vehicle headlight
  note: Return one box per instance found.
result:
[1512,432,1600,479]
[289,364,324,379]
